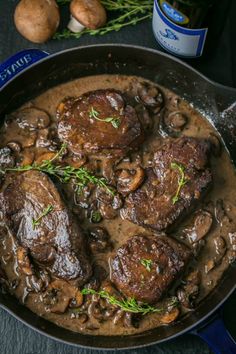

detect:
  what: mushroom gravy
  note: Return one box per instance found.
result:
[0,74,236,336]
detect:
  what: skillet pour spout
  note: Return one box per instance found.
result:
[0,45,236,351]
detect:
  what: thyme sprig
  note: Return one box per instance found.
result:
[32,205,54,229]
[81,288,178,315]
[140,259,153,272]
[89,107,120,129]
[54,0,153,39]
[171,162,188,204]
[1,144,115,196]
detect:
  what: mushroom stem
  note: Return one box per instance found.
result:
[67,15,85,33]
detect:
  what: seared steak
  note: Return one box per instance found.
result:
[110,234,191,304]
[0,170,92,284]
[121,137,212,231]
[57,89,145,155]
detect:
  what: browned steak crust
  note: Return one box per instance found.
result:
[0,170,92,284]
[57,89,145,155]
[110,234,191,304]
[121,137,212,231]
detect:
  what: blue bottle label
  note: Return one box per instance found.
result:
[160,0,189,25]
[153,0,208,58]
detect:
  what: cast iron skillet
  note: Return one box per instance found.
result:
[0,45,236,352]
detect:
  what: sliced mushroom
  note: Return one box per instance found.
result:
[0,147,15,169]
[96,188,122,219]
[113,309,125,325]
[26,274,44,293]
[177,270,200,308]
[14,107,51,131]
[187,210,213,243]
[35,129,52,149]
[193,210,213,240]
[16,247,33,276]
[159,109,188,137]
[160,307,179,324]
[136,82,164,113]
[43,279,78,313]
[39,270,51,290]
[165,111,188,131]
[7,141,22,153]
[14,0,60,43]
[68,0,107,33]
[88,301,104,321]
[213,236,226,265]
[214,236,226,256]
[112,194,123,210]
[117,167,144,195]
[89,227,111,253]
[123,312,135,327]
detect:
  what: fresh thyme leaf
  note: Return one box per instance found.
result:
[89,107,100,119]
[54,0,153,39]
[2,144,115,196]
[88,106,120,129]
[81,288,178,315]
[140,259,153,272]
[171,162,188,204]
[91,210,102,223]
[111,118,121,128]
[32,205,54,229]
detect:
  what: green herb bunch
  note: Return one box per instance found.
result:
[1,144,115,196]
[170,162,188,204]
[89,106,121,129]
[32,205,54,229]
[140,258,153,272]
[55,0,153,39]
[81,288,178,315]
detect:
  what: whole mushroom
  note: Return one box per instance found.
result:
[14,0,60,43]
[68,0,107,33]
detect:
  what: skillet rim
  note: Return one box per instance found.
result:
[1,43,236,95]
[0,43,236,350]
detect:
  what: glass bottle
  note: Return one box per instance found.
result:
[152,0,232,58]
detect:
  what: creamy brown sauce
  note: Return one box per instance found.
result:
[0,74,236,336]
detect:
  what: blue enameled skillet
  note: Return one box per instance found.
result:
[0,44,236,352]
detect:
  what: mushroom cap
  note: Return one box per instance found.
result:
[70,0,107,30]
[14,0,60,44]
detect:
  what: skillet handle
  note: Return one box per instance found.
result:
[192,314,236,354]
[0,49,49,89]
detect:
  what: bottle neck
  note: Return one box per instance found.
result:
[159,0,215,28]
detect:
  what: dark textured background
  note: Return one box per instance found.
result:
[0,1,236,353]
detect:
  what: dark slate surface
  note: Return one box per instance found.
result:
[0,1,236,353]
